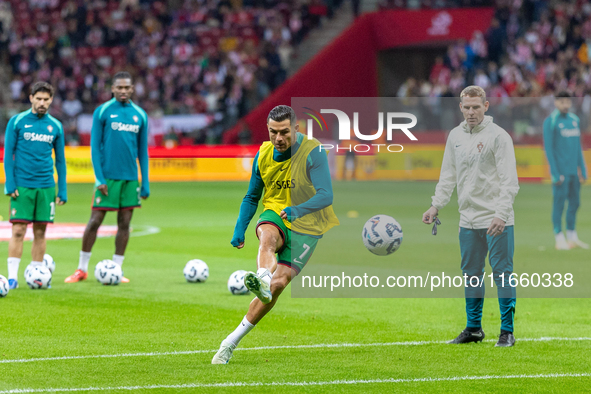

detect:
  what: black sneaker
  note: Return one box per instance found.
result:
[447,328,485,344]
[495,331,515,347]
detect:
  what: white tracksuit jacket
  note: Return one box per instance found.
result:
[431,115,520,229]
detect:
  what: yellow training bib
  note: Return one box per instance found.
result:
[257,134,339,236]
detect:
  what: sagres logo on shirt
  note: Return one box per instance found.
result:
[23,132,55,143]
[111,122,140,133]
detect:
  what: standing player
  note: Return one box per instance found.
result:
[422,86,520,347]
[64,72,149,283]
[543,91,588,250]
[4,82,67,289]
[212,105,339,364]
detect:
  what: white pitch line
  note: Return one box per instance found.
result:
[129,225,161,238]
[0,373,590,393]
[0,337,590,365]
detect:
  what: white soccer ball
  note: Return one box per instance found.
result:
[43,254,55,273]
[184,259,209,283]
[362,215,403,256]
[227,270,250,295]
[25,265,52,289]
[0,275,9,297]
[94,260,123,285]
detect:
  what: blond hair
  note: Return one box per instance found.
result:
[460,85,486,103]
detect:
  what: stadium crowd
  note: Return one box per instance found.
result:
[3,0,590,145]
[0,0,344,145]
[396,0,591,138]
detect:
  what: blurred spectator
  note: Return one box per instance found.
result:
[163,127,180,149]
[0,0,340,145]
[62,91,83,118]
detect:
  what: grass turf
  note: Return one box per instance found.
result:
[0,181,590,393]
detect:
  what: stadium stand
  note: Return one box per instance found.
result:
[0,0,345,146]
[2,0,590,147]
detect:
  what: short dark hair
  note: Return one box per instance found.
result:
[555,90,571,99]
[267,105,296,125]
[112,71,133,84]
[30,82,54,97]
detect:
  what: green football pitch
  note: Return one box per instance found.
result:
[0,181,590,393]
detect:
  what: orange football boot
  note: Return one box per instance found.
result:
[64,269,88,283]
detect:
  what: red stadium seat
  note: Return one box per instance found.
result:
[80,134,91,146]
[180,137,194,146]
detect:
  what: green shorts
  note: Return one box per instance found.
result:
[256,210,320,274]
[10,186,56,223]
[93,179,141,211]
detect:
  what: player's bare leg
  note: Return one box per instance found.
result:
[115,209,133,255]
[7,223,27,288]
[8,223,27,260]
[244,224,282,304]
[29,223,49,286]
[213,264,296,364]
[246,264,296,324]
[65,210,106,283]
[112,209,133,282]
[31,223,47,262]
[82,210,107,252]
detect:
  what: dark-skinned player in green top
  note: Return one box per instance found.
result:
[65,72,150,283]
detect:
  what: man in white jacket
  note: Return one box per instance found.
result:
[422,85,520,347]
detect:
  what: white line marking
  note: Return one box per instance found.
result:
[129,225,161,238]
[1,373,590,393]
[0,337,589,365]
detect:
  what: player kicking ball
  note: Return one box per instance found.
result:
[4,82,67,289]
[65,72,149,284]
[212,105,339,364]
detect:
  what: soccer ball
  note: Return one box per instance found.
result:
[94,260,123,285]
[0,275,9,297]
[25,266,52,289]
[184,259,209,283]
[43,254,55,273]
[362,215,403,256]
[227,270,250,295]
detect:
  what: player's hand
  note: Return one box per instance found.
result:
[280,210,287,220]
[98,184,108,196]
[580,176,586,184]
[422,206,439,224]
[554,175,565,185]
[8,190,19,198]
[487,217,506,237]
[141,196,148,200]
[235,242,245,249]
[56,197,65,206]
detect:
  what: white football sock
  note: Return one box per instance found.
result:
[257,267,272,286]
[555,232,567,243]
[566,230,577,241]
[112,254,125,266]
[78,251,92,272]
[225,316,255,347]
[7,258,20,280]
[31,261,43,266]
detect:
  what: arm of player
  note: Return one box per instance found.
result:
[90,108,107,186]
[54,125,67,204]
[282,148,332,222]
[3,116,18,196]
[576,129,587,182]
[138,116,150,198]
[492,132,519,224]
[231,152,264,247]
[543,116,562,184]
[431,132,457,211]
